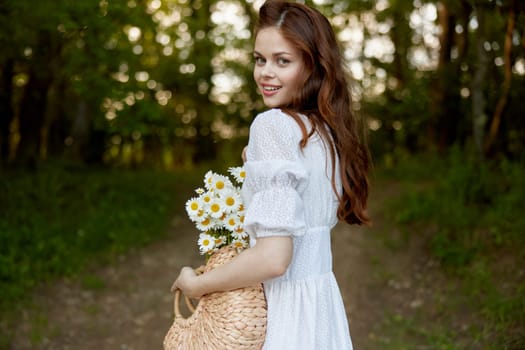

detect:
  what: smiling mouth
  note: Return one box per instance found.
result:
[262,85,281,92]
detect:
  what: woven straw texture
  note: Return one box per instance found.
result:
[163,246,267,350]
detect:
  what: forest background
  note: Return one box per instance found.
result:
[1,0,524,348]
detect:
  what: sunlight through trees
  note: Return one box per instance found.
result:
[0,0,524,169]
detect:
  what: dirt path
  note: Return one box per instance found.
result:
[10,180,451,349]
[333,181,446,349]
[10,216,202,350]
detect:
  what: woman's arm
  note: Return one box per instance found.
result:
[172,236,292,298]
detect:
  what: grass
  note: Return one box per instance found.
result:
[0,161,210,346]
[2,152,524,349]
[380,150,525,348]
[376,312,465,350]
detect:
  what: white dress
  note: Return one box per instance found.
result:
[241,109,353,350]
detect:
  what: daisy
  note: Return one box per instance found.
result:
[220,189,241,213]
[209,173,232,193]
[228,166,246,184]
[204,170,214,190]
[223,213,241,231]
[185,197,202,218]
[185,168,251,255]
[199,191,213,208]
[196,217,214,231]
[214,235,227,247]
[231,238,248,250]
[208,197,225,219]
[232,229,248,240]
[195,187,205,195]
[198,233,215,254]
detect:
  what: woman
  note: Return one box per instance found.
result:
[173,1,370,348]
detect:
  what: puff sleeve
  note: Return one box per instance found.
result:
[241,109,309,239]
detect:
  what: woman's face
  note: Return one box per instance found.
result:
[253,27,305,108]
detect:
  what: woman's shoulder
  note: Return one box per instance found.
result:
[251,109,302,135]
[254,108,297,124]
[247,109,304,159]
[247,109,331,162]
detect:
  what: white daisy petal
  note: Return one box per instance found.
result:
[228,166,246,184]
[198,233,215,254]
[196,216,214,231]
[220,189,241,213]
[214,235,227,248]
[200,191,213,208]
[232,229,248,240]
[208,198,225,219]
[223,213,240,231]
[210,173,233,193]
[231,239,248,250]
[195,187,205,195]
[204,170,215,190]
[185,197,202,217]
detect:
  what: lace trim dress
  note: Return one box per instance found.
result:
[241,109,353,350]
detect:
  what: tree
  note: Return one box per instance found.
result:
[484,0,518,155]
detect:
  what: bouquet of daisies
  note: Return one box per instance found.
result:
[185,166,248,255]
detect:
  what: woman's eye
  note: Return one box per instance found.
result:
[277,58,290,66]
[254,57,265,65]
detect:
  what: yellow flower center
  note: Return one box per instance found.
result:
[226,197,235,206]
[228,218,236,225]
[202,218,210,225]
[210,203,221,213]
[203,239,210,246]
[190,202,199,210]
[240,171,246,178]
[216,181,225,190]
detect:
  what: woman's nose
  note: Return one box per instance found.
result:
[261,64,275,78]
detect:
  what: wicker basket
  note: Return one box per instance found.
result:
[163,246,267,350]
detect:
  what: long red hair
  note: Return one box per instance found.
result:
[256,0,371,225]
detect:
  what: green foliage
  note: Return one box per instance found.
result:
[393,150,525,264]
[386,152,525,346]
[0,163,200,313]
[2,0,524,166]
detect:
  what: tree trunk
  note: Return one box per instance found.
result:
[16,68,52,169]
[191,0,217,163]
[390,2,412,89]
[46,78,69,158]
[429,1,460,152]
[68,100,91,162]
[457,1,472,62]
[0,58,15,166]
[484,0,516,155]
[471,4,489,160]
[14,31,55,169]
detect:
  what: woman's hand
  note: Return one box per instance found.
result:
[171,267,202,299]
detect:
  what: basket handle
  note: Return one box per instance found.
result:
[173,265,205,318]
[174,289,198,318]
